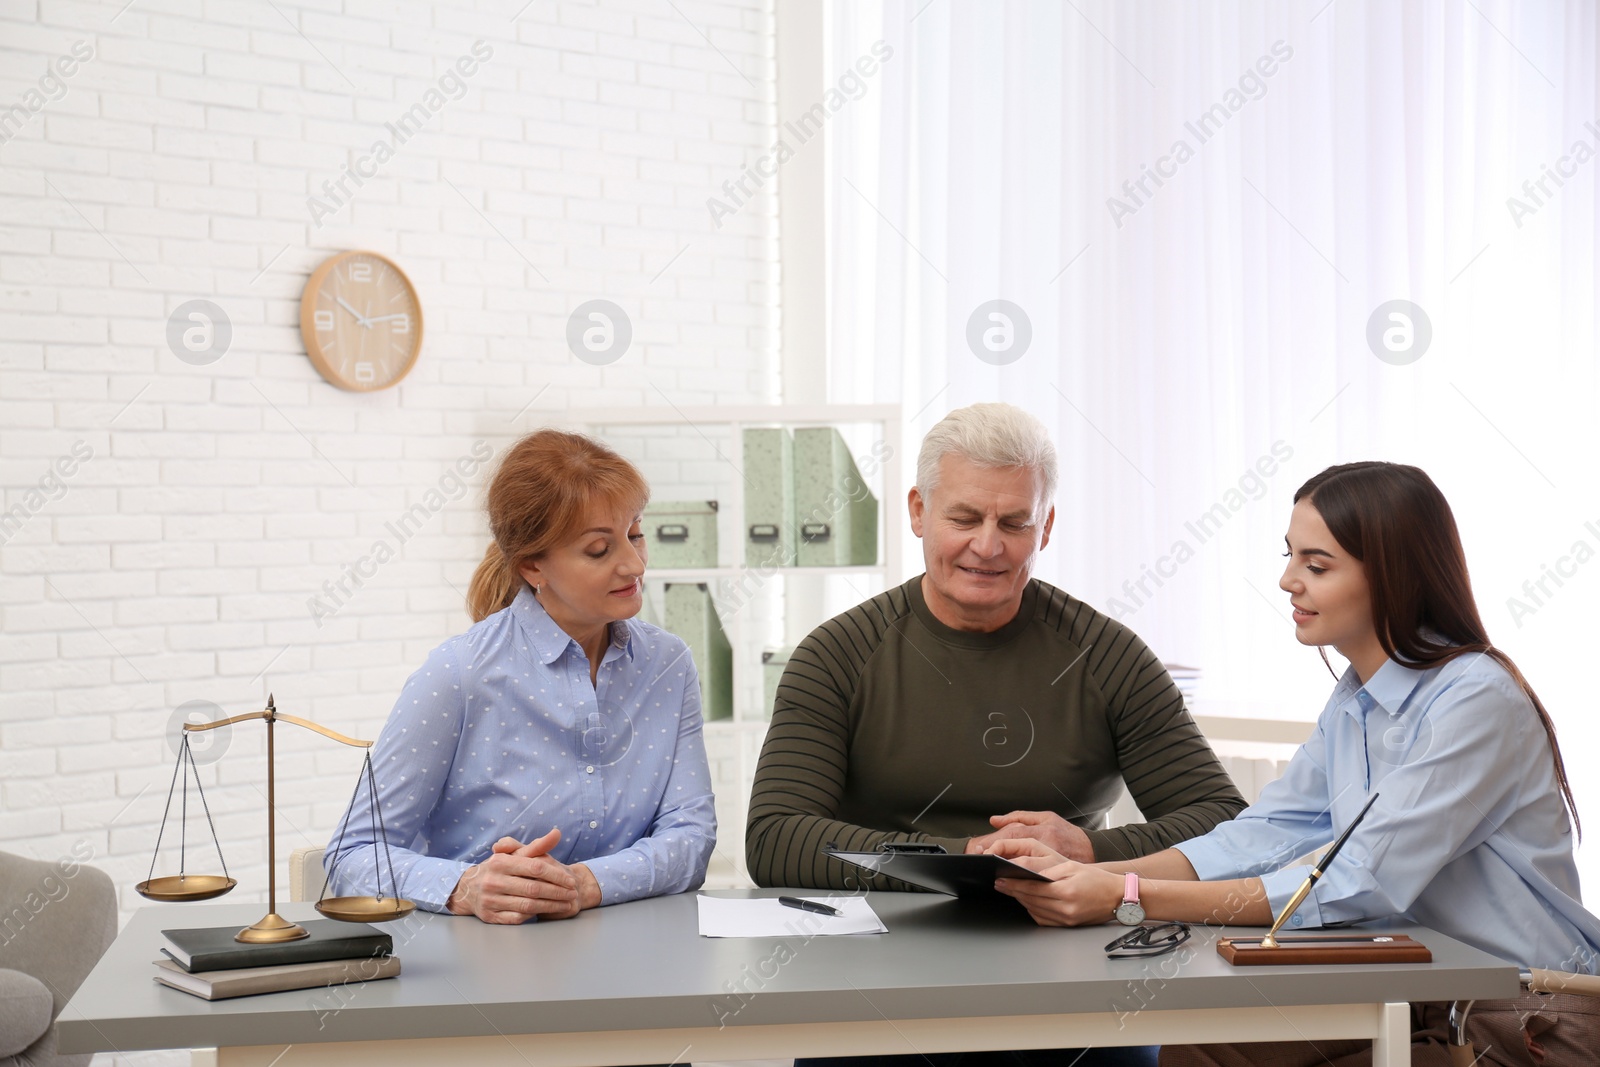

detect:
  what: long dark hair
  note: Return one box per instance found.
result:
[1295,461,1579,837]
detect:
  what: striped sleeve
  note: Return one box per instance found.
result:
[744,592,933,890]
[1063,598,1247,860]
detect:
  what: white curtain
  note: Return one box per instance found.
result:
[825,0,1600,888]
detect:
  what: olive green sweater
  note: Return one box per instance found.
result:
[746,576,1246,889]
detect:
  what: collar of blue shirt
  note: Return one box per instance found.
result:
[509,585,635,666]
[1335,640,1482,722]
[1335,658,1426,722]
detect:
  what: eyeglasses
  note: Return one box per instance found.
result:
[1104,922,1192,959]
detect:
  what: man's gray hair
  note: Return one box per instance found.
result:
[916,402,1058,507]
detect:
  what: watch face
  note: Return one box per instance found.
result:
[1115,902,1146,926]
[301,252,422,391]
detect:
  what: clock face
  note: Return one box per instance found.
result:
[299,251,423,391]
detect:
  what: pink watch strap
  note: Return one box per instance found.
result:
[1123,871,1139,904]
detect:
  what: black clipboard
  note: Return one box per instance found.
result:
[824,845,1051,898]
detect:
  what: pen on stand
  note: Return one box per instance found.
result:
[1259,792,1380,948]
[779,896,842,917]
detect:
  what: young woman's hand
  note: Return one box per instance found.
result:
[979,836,1067,872]
[446,828,601,923]
[993,859,1125,927]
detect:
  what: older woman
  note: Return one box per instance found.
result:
[325,429,716,921]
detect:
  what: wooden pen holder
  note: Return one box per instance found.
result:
[1218,933,1432,966]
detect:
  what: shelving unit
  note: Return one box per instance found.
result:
[561,404,905,885]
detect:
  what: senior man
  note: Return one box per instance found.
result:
[747,402,1245,893]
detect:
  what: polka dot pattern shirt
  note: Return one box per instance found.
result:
[326,585,717,912]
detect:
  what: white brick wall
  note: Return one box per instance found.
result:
[1,2,777,1049]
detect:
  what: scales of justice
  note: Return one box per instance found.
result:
[136,694,415,944]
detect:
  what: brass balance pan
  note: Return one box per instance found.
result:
[315,896,416,923]
[135,874,238,902]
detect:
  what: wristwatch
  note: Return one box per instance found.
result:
[1114,872,1145,925]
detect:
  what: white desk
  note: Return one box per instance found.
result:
[59,892,1518,1066]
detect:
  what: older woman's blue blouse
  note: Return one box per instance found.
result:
[326,586,717,911]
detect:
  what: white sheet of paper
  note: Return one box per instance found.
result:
[696,895,887,937]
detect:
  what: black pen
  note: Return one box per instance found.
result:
[1260,792,1380,948]
[778,895,842,917]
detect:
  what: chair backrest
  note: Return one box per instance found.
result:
[1529,967,1600,997]
[289,846,328,903]
[0,849,118,1064]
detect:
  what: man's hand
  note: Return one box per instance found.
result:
[965,811,1094,862]
[993,858,1124,927]
[446,828,601,924]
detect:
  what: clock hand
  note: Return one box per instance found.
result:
[362,313,408,324]
[335,296,370,327]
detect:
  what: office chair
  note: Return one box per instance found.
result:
[1448,967,1600,1065]
[288,846,328,903]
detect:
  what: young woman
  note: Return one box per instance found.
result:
[991,462,1600,1065]
[325,429,716,922]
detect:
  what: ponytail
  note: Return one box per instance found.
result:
[466,542,521,623]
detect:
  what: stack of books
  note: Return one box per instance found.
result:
[154,919,400,1001]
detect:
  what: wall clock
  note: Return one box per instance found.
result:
[299,250,423,391]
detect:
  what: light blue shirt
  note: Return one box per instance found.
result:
[1176,652,1600,973]
[325,586,717,913]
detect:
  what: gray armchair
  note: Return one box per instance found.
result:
[0,850,117,1067]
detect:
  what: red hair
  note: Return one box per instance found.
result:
[466,430,649,622]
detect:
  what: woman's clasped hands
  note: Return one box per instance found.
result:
[446,827,603,924]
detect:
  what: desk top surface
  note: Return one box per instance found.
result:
[59,890,1519,1054]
